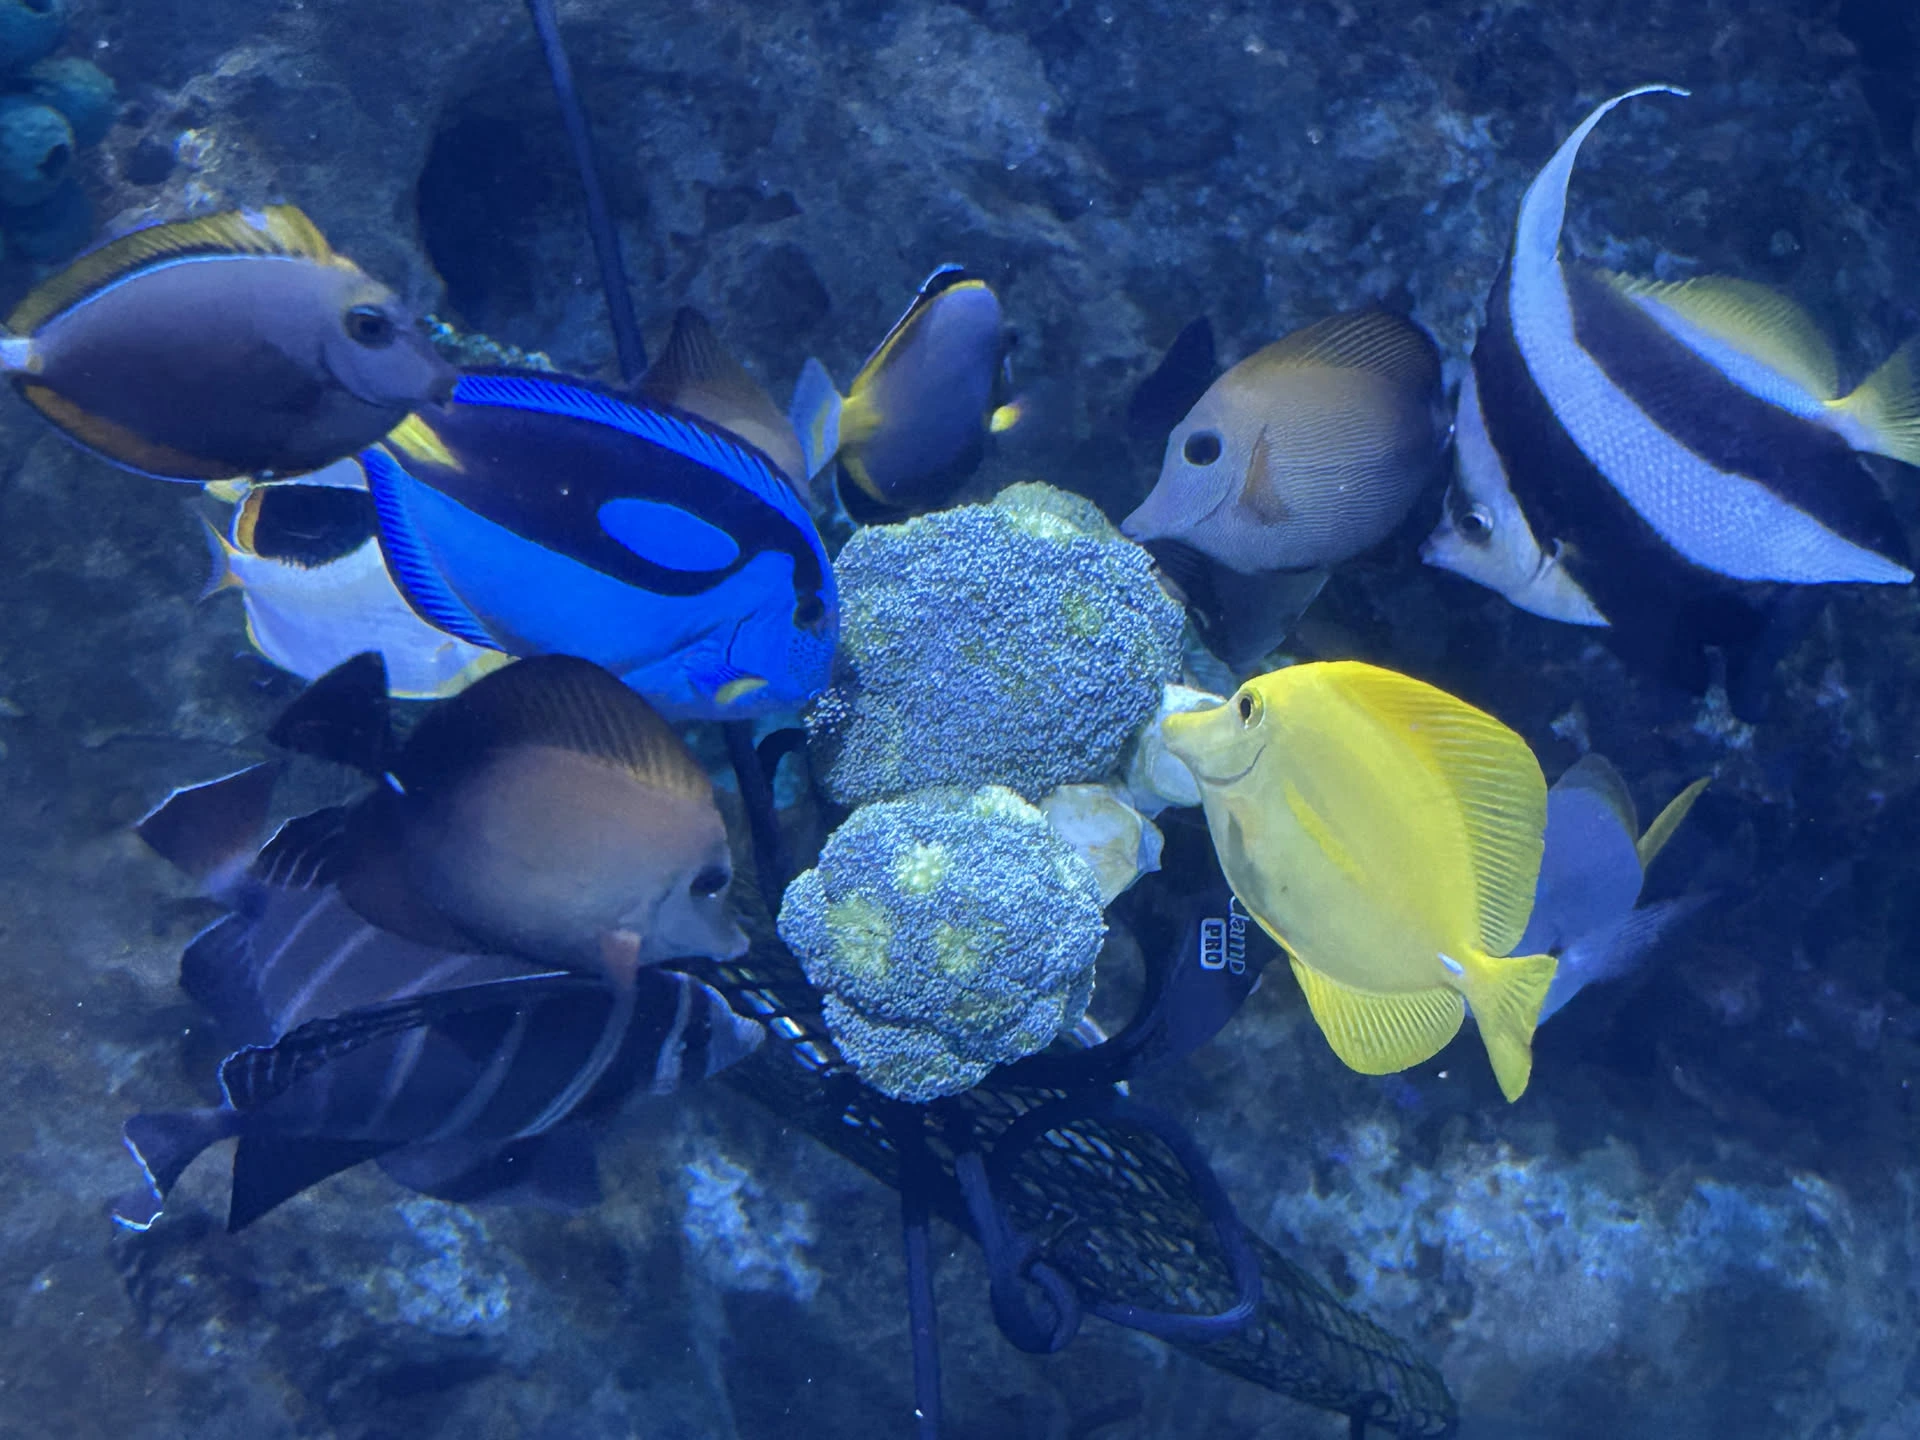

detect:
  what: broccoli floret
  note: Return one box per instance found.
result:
[809,482,1183,806]
[777,785,1107,1102]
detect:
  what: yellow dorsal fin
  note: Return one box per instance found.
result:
[1459,949,1557,1101]
[1636,776,1709,871]
[1249,308,1441,389]
[851,265,982,391]
[1833,337,1920,467]
[1555,753,1638,837]
[1599,272,1840,402]
[8,206,341,334]
[1288,954,1465,1077]
[1312,661,1547,957]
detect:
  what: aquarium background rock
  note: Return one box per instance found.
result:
[0,1,1916,1437]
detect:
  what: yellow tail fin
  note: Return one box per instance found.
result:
[1834,338,1920,467]
[1461,950,1557,1102]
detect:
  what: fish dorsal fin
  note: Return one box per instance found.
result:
[1598,272,1840,402]
[855,263,975,380]
[639,307,805,481]
[396,653,709,800]
[1553,753,1638,837]
[8,206,340,333]
[1313,662,1546,956]
[1254,308,1441,389]
[640,307,750,407]
[1636,776,1709,870]
[268,652,395,774]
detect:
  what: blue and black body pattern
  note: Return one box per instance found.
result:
[362,370,838,720]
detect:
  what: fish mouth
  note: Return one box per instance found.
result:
[1186,741,1266,789]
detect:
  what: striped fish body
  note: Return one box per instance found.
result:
[364,371,839,720]
[1451,87,1913,696]
[123,867,761,1230]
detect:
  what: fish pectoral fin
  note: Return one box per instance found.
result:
[1459,949,1557,1103]
[1835,336,1920,467]
[1288,955,1464,1078]
[598,929,643,990]
[1636,776,1710,870]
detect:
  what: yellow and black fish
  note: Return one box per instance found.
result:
[0,206,454,483]
[789,264,1016,518]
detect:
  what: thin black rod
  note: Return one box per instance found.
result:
[524,0,647,381]
[723,720,792,914]
[897,1113,943,1440]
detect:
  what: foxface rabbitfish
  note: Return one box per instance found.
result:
[0,206,454,483]
[261,650,750,978]
[362,370,838,720]
[789,264,1017,519]
[201,462,509,700]
[1426,86,1916,697]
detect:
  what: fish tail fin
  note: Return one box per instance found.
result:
[135,762,282,895]
[1461,949,1557,1102]
[197,516,241,601]
[788,357,843,480]
[0,334,36,374]
[1832,337,1920,467]
[117,1108,242,1227]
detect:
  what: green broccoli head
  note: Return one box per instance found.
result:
[777,785,1107,1102]
[808,483,1183,807]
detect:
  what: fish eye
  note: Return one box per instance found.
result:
[690,864,731,898]
[1459,505,1494,543]
[1183,430,1223,466]
[1236,691,1258,726]
[344,304,396,349]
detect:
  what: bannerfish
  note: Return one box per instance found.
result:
[1122,308,1447,573]
[789,264,1016,519]
[115,966,763,1232]
[1527,755,1710,1024]
[638,306,808,486]
[362,370,838,720]
[1160,661,1557,1101]
[202,462,510,700]
[263,651,751,976]
[0,206,455,483]
[1427,85,1916,691]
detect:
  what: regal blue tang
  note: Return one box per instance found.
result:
[362,370,839,720]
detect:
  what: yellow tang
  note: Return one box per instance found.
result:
[1161,661,1557,1101]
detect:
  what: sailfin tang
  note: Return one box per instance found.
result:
[266,651,395,775]
[1460,949,1557,1101]
[1289,956,1465,1075]
[1835,338,1920,467]
[8,206,340,334]
[1319,662,1547,956]
[788,356,844,480]
[227,1135,393,1231]
[136,763,282,894]
[122,1108,244,1207]
[1636,776,1709,870]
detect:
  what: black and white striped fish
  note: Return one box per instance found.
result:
[115,961,761,1232]
[1424,86,1918,697]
